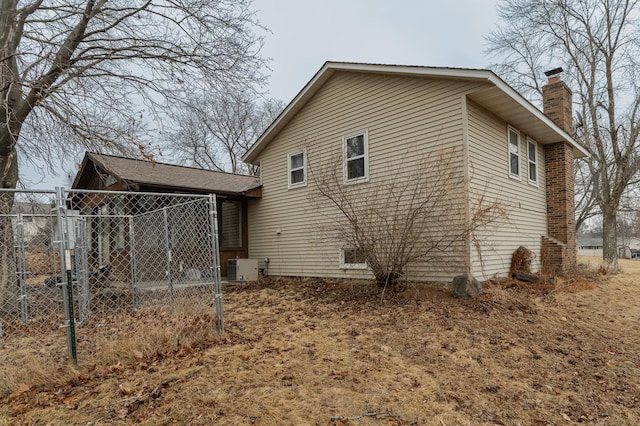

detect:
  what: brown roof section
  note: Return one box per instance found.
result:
[73,152,261,195]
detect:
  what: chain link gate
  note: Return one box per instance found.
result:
[0,189,223,364]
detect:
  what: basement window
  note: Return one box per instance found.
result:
[508,126,521,179]
[340,247,367,269]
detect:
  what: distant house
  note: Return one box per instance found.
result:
[577,234,640,259]
[627,238,640,257]
[241,62,588,281]
[577,236,604,258]
[71,152,261,277]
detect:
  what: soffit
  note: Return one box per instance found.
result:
[467,86,579,151]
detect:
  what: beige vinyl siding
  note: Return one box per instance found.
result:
[248,72,489,282]
[467,101,547,278]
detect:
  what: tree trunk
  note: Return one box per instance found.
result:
[602,208,618,267]
[0,149,18,192]
[0,150,18,295]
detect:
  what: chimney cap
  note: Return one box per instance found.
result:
[544,67,564,77]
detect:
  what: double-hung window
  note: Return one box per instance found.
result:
[527,138,538,185]
[343,130,368,183]
[288,150,306,188]
[508,126,520,179]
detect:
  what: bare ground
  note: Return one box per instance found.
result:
[1,256,639,425]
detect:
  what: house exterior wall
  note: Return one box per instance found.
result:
[467,100,547,278]
[248,72,489,282]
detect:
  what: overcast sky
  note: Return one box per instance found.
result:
[27,0,501,188]
[253,0,500,103]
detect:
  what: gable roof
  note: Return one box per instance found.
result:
[73,152,261,195]
[242,61,588,163]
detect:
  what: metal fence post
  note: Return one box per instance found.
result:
[56,187,77,366]
[163,207,173,302]
[208,194,223,333]
[128,215,138,306]
[16,214,28,325]
[75,218,90,325]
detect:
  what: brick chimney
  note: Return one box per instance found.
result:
[541,68,577,274]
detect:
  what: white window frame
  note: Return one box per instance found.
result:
[507,126,521,180]
[339,247,367,270]
[527,138,539,186]
[287,149,306,189]
[343,130,369,184]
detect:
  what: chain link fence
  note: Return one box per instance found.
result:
[0,189,223,364]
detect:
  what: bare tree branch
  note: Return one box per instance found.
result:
[308,147,507,287]
[1,0,268,186]
[166,90,283,174]
[487,0,640,264]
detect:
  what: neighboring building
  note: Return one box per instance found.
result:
[577,236,604,258]
[577,234,640,259]
[71,152,261,277]
[242,62,587,281]
[627,237,640,258]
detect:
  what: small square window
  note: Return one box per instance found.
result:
[340,247,367,269]
[343,131,369,183]
[288,150,306,188]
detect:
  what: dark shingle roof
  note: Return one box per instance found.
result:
[75,152,260,195]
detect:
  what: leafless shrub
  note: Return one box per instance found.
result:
[309,146,506,287]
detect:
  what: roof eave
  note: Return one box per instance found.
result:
[484,75,589,158]
[71,155,90,189]
[133,181,261,197]
[243,61,335,164]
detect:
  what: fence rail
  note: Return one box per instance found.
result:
[0,188,223,364]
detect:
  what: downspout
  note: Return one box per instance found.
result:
[461,95,472,276]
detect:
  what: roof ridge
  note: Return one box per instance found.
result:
[324,60,488,73]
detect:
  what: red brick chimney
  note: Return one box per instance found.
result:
[541,68,577,274]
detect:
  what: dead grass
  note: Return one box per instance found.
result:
[0,304,216,404]
[0,351,79,399]
[1,256,639,425]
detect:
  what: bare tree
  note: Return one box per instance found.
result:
[0,0,267,294]
[167,91,284,174]
[1,0,267,190]
[486,0,640,265]
[309,147,506,287]
[575,157,599,232]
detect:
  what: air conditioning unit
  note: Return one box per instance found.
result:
[227,259,259,282]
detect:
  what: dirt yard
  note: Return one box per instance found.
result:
[1,256,639,425]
